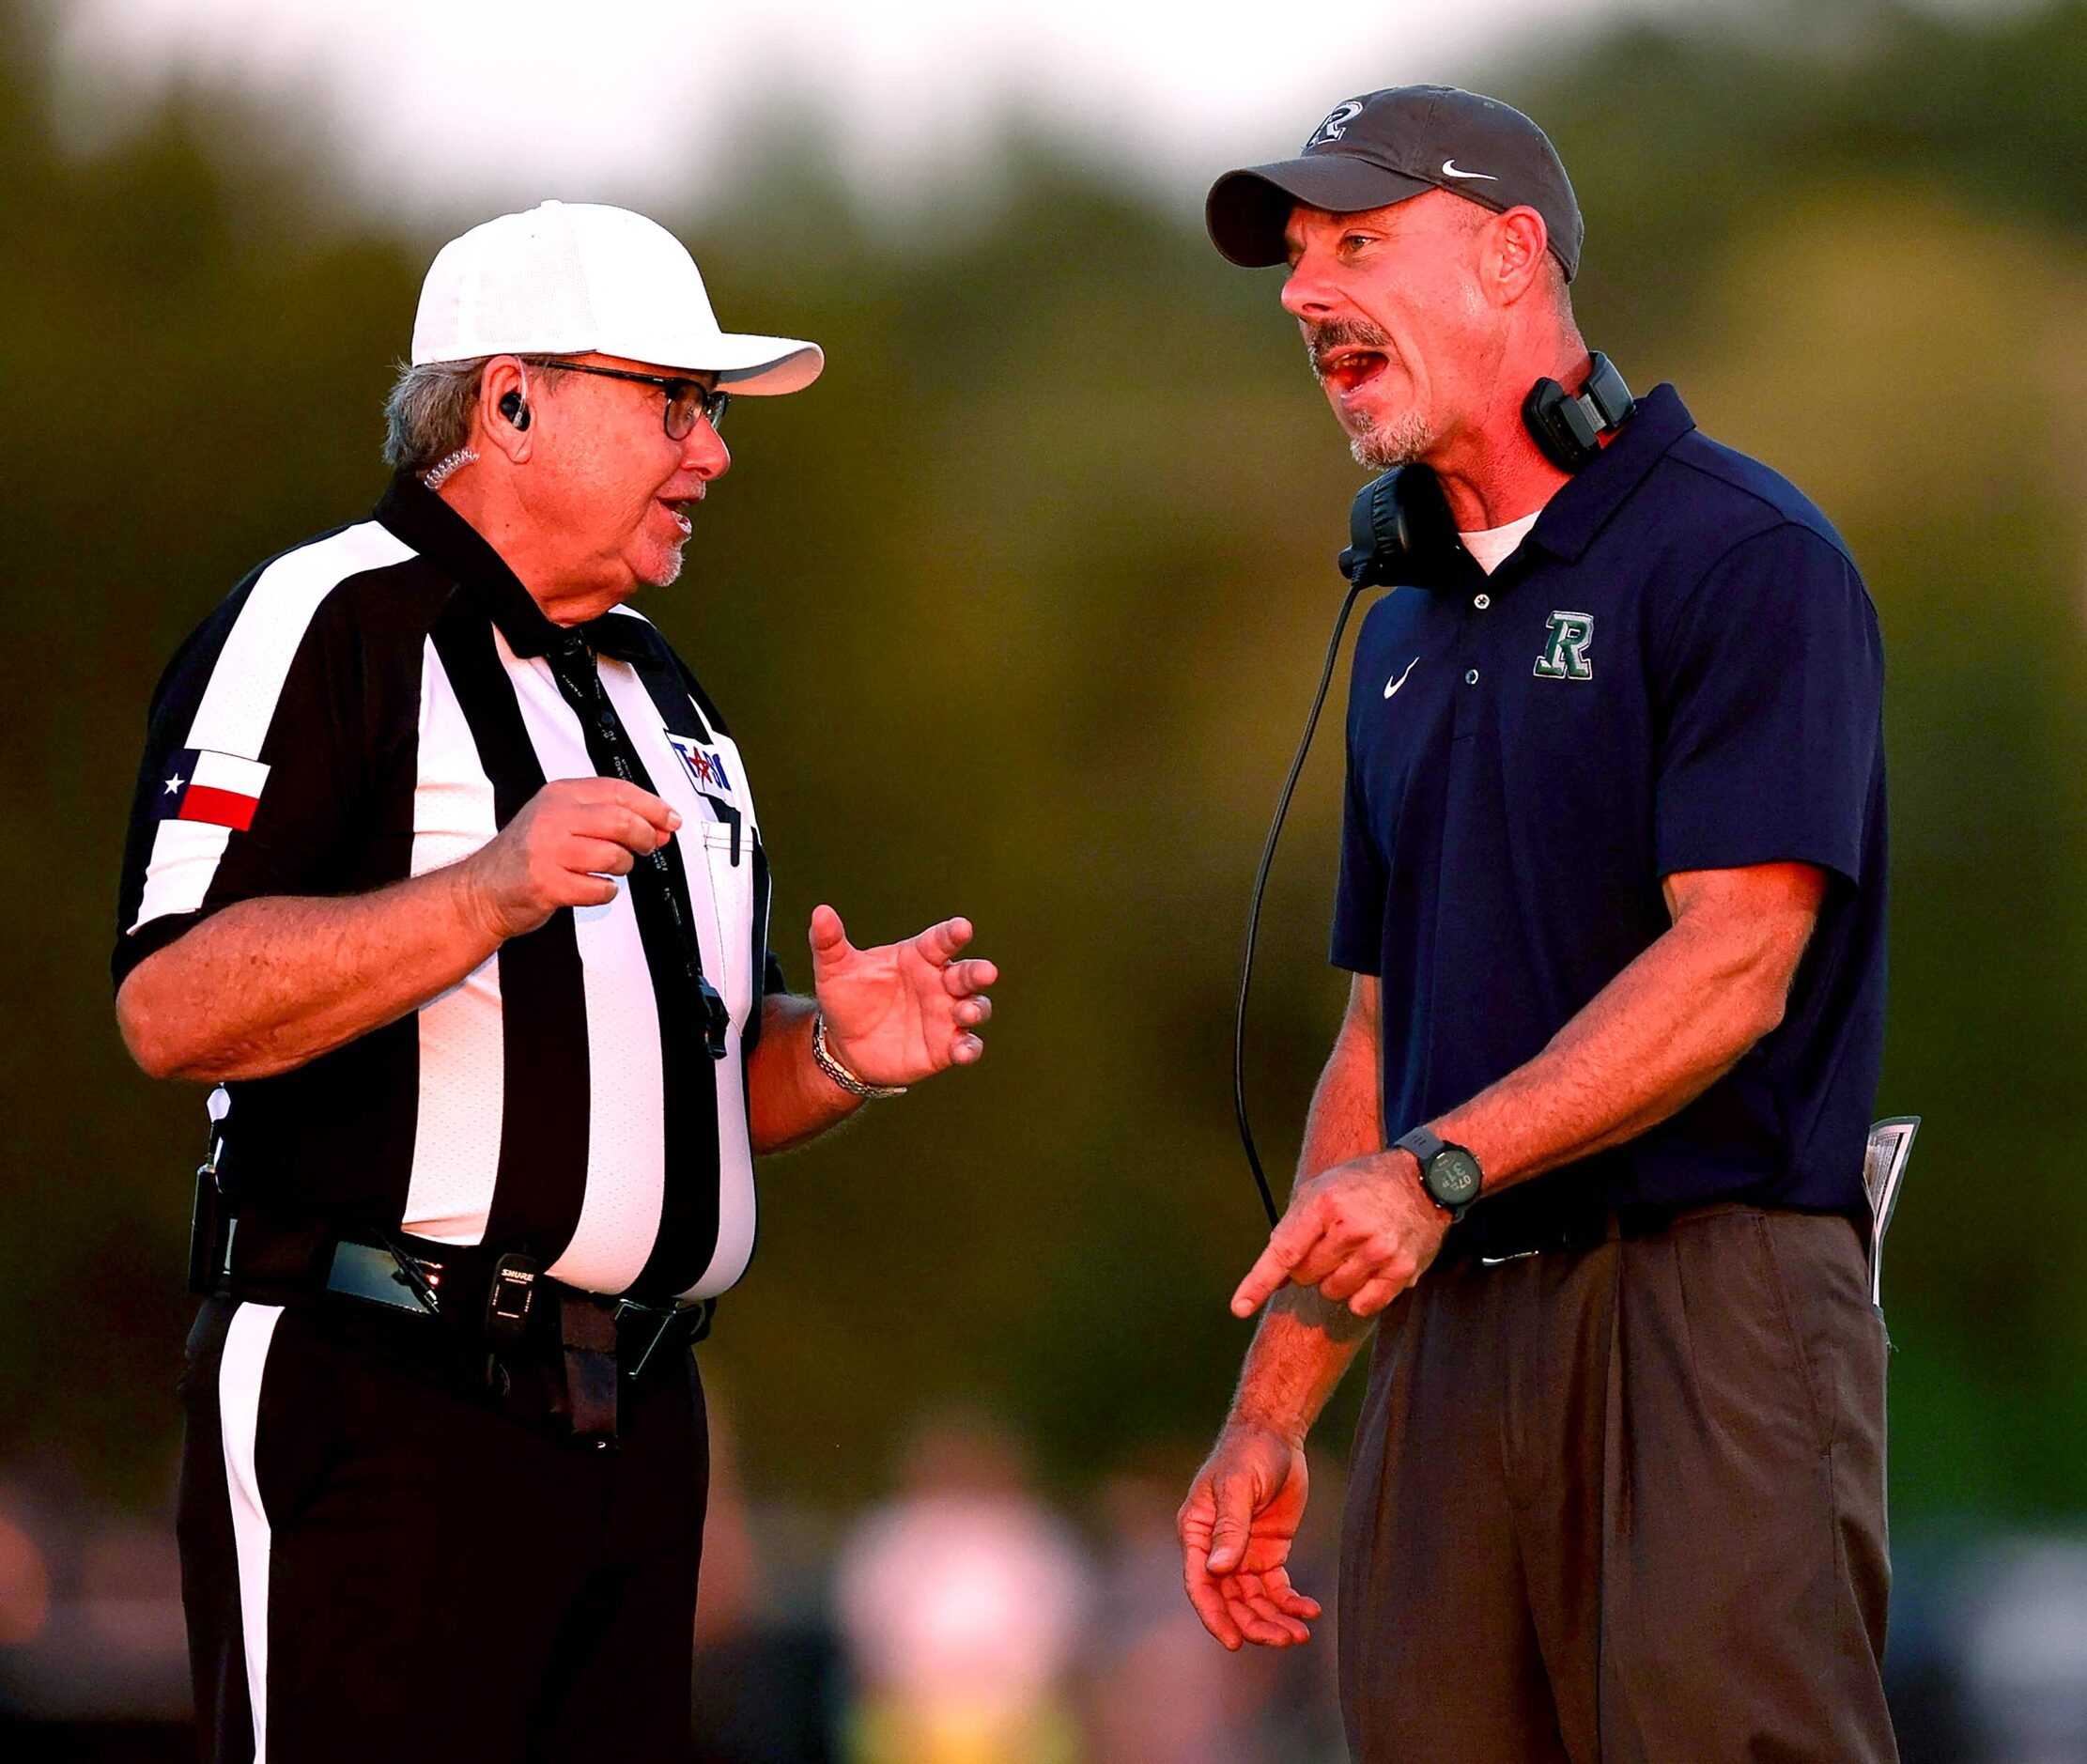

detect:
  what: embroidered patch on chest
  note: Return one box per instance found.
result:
[666,733,734,796]
[1533,611,1595,682]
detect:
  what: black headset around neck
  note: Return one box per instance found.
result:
[1230,355,1635,1227]
[1523,350,1635,474]
[1337,351,1635,593]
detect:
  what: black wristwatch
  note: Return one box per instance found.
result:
[1395,1126,1484,1222]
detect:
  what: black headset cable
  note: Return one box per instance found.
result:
[1233,575,1369,1230]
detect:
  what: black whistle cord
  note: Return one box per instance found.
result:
[1233,578,1369,1230]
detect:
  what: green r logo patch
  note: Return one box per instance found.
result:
[1534,611,1595,681]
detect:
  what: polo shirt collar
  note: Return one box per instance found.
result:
[1523,382,1696,565]
[373,470,652,662]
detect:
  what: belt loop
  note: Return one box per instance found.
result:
[1605,1208,1625,1244]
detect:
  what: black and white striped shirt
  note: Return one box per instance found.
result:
[114,473,780,1301]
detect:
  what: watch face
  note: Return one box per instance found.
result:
[1430,1148,1483,1207]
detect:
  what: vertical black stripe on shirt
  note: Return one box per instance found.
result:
[174,558,435,1233]
[270,566,439,1230]
[633,649,773,1037]
[629,649,714,745]
[667,650,734,740]
[744,831,776,1058]
[737,835,777,1247]
[427,606,594,1263]
[558,666,723,1304]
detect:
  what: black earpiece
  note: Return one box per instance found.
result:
[1522,351,1633,473]
[499,390,531,431]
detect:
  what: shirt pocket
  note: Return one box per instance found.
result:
[686,822,755,1031]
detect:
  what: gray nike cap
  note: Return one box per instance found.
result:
[1206,85,1585,279]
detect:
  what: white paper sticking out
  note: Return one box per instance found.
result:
[1863,1116,1921,1308]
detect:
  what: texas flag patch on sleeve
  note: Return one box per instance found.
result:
[151,750,271,832]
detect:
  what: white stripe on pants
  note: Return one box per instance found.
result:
[218,1302,284,1762]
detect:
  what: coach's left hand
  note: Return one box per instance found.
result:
[1231,1152,1450,1319]
[809,905,997,1087]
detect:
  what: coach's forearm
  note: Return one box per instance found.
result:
[1433,864,1824,1196]
[746,994,864,1154]
[1229,983,1384,1444]
[116,866,502,1083]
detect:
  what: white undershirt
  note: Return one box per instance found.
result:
[1459,509,1541,576]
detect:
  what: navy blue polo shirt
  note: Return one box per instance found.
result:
[1330,384,1886,1244]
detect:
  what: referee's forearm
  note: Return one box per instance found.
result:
[115,866,501,1082]
[745,994,864,1153]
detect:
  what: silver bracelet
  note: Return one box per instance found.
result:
[812,1013,907,1099]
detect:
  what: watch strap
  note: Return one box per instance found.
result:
[1395,1125,1446,1169]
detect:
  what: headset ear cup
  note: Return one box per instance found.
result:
[1523,357,1635,472]
[1390,466,1460,589]
[1523,377,1586,471]
[1339,467,1463,590]
[1373,472,1409,560]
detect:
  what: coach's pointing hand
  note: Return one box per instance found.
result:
[1230,1151,1451,1320]
[809,906,996,1087]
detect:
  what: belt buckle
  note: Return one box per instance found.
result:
[1476,1208,1610,1266]
[1477,1247,1541,1267]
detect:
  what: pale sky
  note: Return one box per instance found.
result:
[53,0,1724,223]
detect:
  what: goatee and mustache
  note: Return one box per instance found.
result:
[1306,319,1430,472]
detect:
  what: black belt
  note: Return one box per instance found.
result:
[210,1217,713,1442]
[1445,1196,1695,1266]
[320,1239,713,1376]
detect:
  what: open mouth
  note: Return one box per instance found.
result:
[659,497,696,536]
[1315,347,1389,397]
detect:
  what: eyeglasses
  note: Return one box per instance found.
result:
[526,359,731,439]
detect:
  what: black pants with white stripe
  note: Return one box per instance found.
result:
[178,1296,709,1762]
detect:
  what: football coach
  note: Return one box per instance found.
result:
[1176,89,1896,1760]
[113,201,997,1761]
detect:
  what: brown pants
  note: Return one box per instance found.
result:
[1338,1204,1896,1762]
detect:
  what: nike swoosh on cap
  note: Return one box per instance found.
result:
[1384,657,1419,698]
[1441,160,1498,181]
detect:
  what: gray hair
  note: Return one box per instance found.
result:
[380,356,568,473]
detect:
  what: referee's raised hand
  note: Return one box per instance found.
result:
[463,777,682,938]
[808,905,996,1087]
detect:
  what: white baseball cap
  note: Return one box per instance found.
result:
[410,200,824,395]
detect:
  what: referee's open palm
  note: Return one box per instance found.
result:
[808,905,996,1087]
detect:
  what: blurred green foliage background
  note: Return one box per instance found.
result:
[4,0,2085,1527]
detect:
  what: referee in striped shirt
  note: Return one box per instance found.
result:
[112,202,997,1763]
